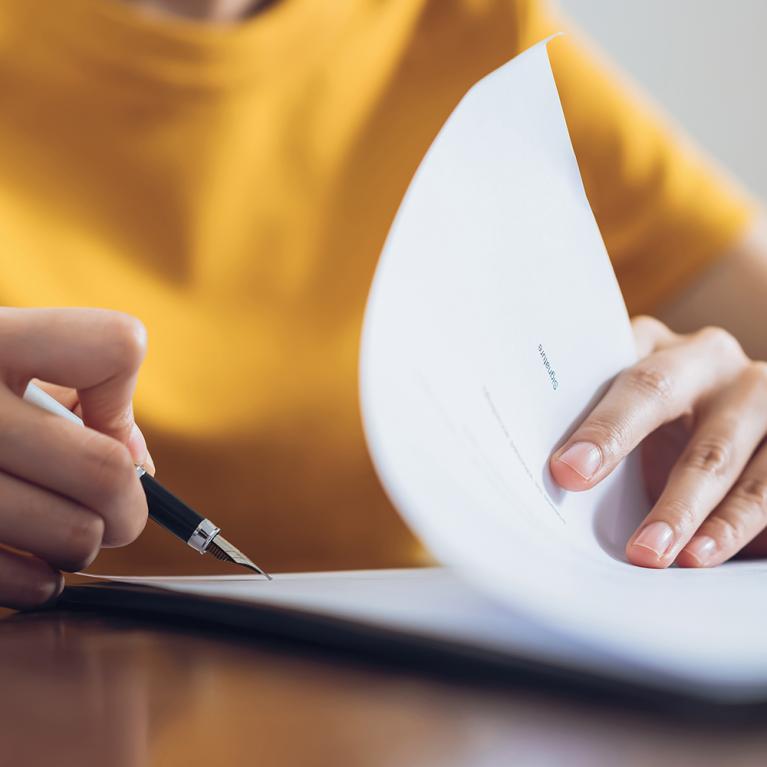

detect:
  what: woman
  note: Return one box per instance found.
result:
[0,0,764,609]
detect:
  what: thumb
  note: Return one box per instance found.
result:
[125,418,152,471]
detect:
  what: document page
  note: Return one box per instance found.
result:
[359,39,767,683]
[94,567,765,700]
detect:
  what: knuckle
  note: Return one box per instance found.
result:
[84,432,134,505]
[704,514,744,549]
[631,315,668,336]
[681,438,731,478]
[103,487,148,547]
[59,512,104,571]
[109,406,135,437]
[707,478,767,549]
[103,312,147,369]
[623,364,675,403]
[744,361,767,389]
[659,497,698,532]
[731,477,767,517]
[581,415,630,459]
[696,326,745,361]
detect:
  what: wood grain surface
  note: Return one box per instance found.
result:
[1,611,766,767]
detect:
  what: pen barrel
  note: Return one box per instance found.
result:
[139,473,207,545]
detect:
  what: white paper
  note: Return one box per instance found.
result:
[359,39,767,683]
[92,568,766,700]
[87,569,606,672]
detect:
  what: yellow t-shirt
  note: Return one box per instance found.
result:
[0,0,755,574]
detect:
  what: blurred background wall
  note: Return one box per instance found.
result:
[558,0,767,201]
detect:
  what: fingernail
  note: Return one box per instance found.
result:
[127,423,148,467]
[684,535,717,566]
[557,441,602,480]
[144,451,156,476]
[632,521,674,559]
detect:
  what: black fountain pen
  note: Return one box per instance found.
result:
[137,468,271,577]
[24,382,271,579]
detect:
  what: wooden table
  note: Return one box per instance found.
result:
[1,610,766,767]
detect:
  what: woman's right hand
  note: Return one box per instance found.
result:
[0,307,153,609]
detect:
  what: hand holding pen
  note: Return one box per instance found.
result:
[0,307,267,611]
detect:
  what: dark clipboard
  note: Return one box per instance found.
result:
[51,581,767,720]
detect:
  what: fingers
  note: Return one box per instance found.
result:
[0,308,152,610]
[550,316,767,569]
[0,388,148,547]
[0,471,105,571]
[626,363,767,567]
[550,326,747,491]
[677,444,767,569]
[0,308,148,463]
[0,547,63,610]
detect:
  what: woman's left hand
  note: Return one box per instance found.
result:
[550,315,767,568]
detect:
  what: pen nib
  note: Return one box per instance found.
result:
[206,535,272,580]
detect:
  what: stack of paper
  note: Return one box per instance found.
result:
[82,40,767,704]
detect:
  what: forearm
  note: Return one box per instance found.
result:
[657,216,767,359]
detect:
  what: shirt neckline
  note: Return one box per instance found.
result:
[28,0,330,91]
